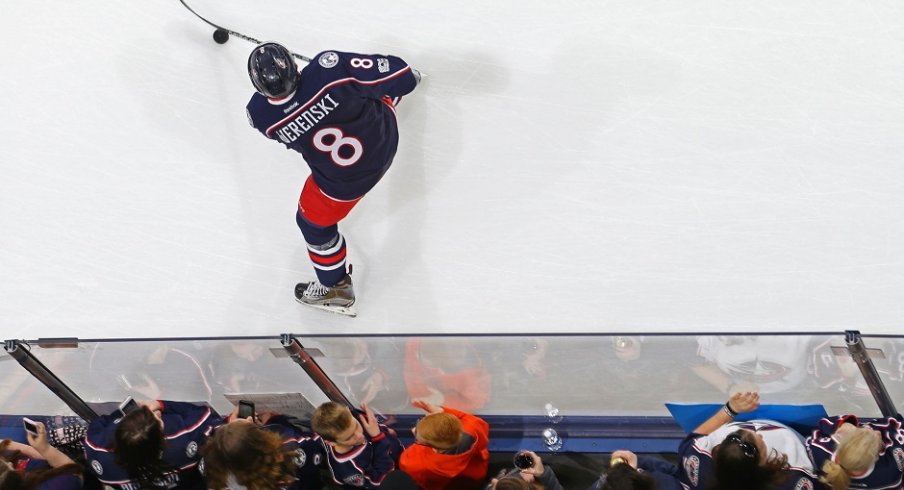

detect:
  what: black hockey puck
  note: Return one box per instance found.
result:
[213,28,229,44]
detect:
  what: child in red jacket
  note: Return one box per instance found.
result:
[400,400,490,490]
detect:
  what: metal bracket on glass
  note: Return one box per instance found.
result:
[3,339,98,421]
[281,334,352,406]
[845,330,897,417]
[35,338,79,349]
[830,345,885,359]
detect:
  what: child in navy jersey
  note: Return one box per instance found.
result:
[311,402,403,488]
[246,43,420,316]
[200,412,325,490]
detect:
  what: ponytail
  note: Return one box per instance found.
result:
[820,426,881,490]
[819,460,850,490]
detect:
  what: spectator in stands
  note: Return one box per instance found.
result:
[805,413,904,490]
[200,409,324,490]
[0,420,82,489]
[311,402,403,489]
[83,399,218,489]
[489,451,563,490]
[677,391,819,490]
[587,450,680,490]
[399,399,489,489]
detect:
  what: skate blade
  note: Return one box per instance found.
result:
[295,298,357,317]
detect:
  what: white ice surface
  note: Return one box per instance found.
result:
[2,1,903,338]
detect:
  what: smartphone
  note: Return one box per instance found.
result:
[22,417,39,436]
[351,406,386,423]
[238,400,255,420]
[116,396,140,419]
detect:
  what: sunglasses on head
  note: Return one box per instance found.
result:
[724,433,759,460]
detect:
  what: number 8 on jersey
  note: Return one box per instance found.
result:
[313,128,364,167]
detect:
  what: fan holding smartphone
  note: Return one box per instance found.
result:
[201,404,325,490]
[22,417,40,437]
[0,418,84,488]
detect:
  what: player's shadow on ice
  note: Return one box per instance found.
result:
[347,49,510,317]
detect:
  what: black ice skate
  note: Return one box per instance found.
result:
[294,268,356,317]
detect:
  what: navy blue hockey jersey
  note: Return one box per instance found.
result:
[84,401,218,489]
[678,420,819,490]
[247,50,419,201]
[806,415,904,489]
[317,425,404,488]
[262,415,327,490]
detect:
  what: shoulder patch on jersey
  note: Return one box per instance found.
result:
[343,474,365,487]
[91,459,104,476]
[294,448,307,467]
[894,447,904,471]
[794,477,813,490]
[377,58,389,73]
[186,441,198,458]
[319,51,339,68]
[683,455,700,487]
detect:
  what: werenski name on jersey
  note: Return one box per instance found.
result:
[272,93,340,144]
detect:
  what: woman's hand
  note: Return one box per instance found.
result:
[519,451,545,478]
[25,421,51,455]
[728,391,760,414]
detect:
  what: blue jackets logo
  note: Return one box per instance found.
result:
[343,474,365,487]
[793,478,813,490]
[683,456,699,487]
[185,441,198,458]
[319,52,339,68]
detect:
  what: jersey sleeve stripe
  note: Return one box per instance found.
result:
[166,407,212,439]
[84,438,113,452]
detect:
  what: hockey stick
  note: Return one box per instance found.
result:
[178,0,312,63]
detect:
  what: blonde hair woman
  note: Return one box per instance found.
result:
[806,414,903,490]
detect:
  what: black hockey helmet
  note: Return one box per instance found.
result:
[248,42,298,99]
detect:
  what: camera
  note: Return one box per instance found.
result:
[513,451,534,469]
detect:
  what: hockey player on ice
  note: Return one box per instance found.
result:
[245,43,421,316]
